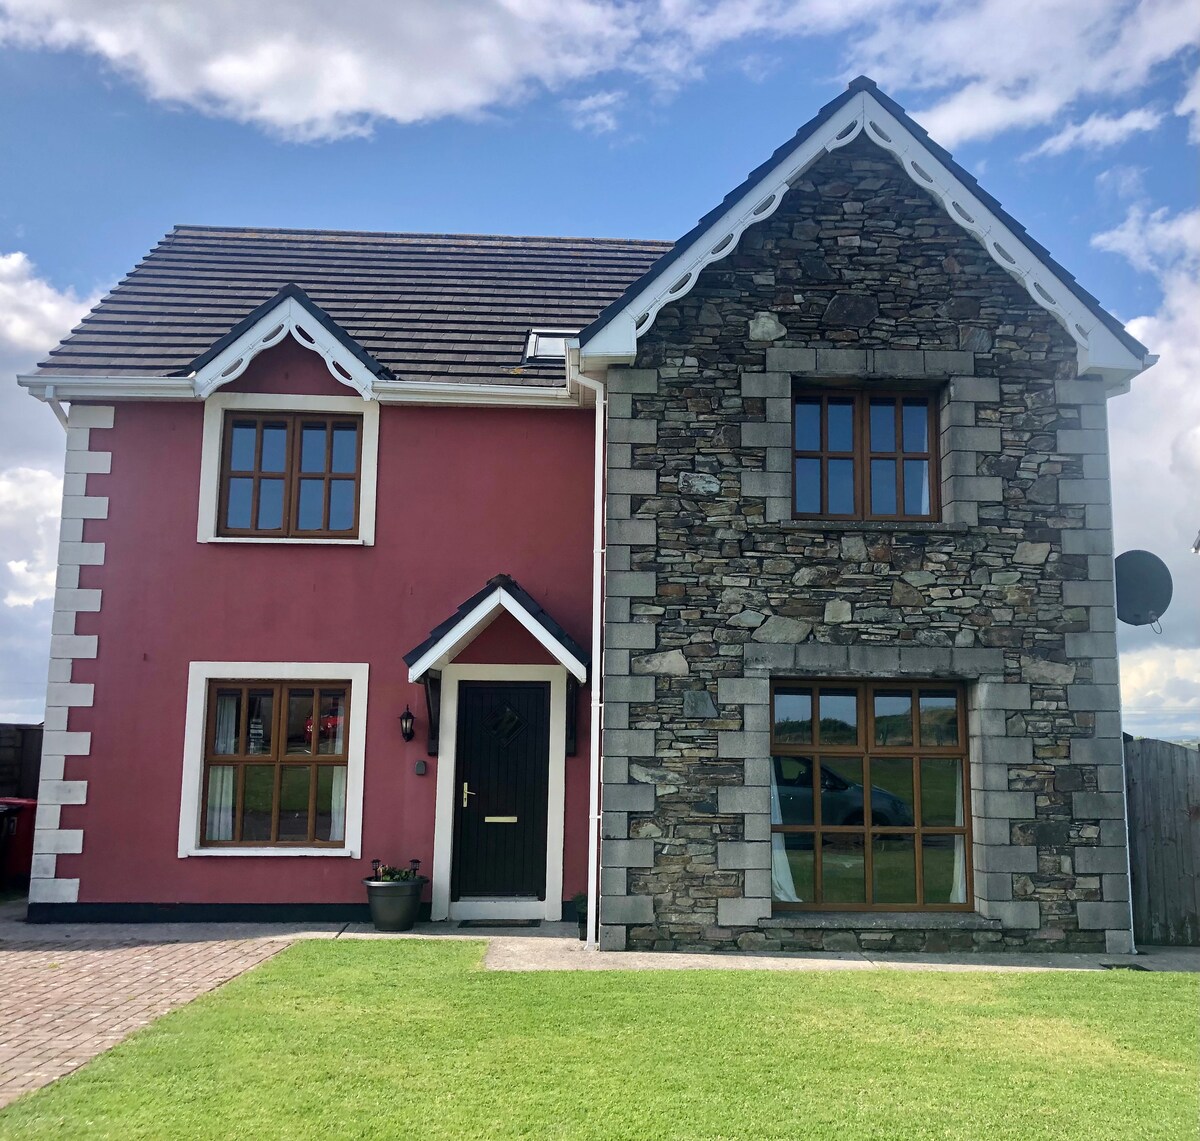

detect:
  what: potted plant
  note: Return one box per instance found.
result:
[572,892,588,941]
[363,859,428,932]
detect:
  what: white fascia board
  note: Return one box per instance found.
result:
[372,379,577,407]
[407,588,588,684]
[19,375,194,401]
[578,90,1149,386]
[193,295,378,400]
[20,372,580,408]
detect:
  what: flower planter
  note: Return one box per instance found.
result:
[363,877,427,932]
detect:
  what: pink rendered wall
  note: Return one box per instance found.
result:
[60,339,594,905]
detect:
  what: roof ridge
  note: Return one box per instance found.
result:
[168,224,673,246]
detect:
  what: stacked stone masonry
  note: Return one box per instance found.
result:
[600,137,1133,954]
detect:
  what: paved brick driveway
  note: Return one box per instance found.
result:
[0,908,293,1108]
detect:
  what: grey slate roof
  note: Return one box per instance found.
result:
[35,227,673,385]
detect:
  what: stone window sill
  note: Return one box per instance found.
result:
[782,520,970,535]
[764,911,999,931]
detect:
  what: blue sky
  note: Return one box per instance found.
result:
[0,1,1197,735]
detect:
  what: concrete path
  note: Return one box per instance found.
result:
[2,899,1196,1109]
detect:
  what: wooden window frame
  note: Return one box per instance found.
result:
[770,679,972,912]
[792,386,940,522]
[217,411,363,539]
[199,679,351,848]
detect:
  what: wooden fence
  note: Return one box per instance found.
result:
[1124,737,1200,946]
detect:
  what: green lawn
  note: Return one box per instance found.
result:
[2,941,1196,1141]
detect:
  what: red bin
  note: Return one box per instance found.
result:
[0,797,37,886]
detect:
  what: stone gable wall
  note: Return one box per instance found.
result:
[600,137,1131,954]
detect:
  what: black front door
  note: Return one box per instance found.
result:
[452,681,550,900]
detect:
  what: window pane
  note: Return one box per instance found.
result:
[873,835,917,904]
[870,758,915,826]
[773,756,814,825]
[826,399,854,452]
[827,459,855,514]
[260,424,287,473]
[226,478,253,529]
[300,425,327,473]
[818,689,858,745]
[774,834,814,903]
[923,834,967,904]
[331,424,358,473]
[919,690,960,746]
[316,766,347,842]
[820,834,866,903]
[921,759,964,827]
[794,400,821,451]
[287,689,315,754]
[819,758,863,827]
[873,691,913,746]
[904,459,930,516]
[794,458,820,513]
[328,480,355,531]
[870,459,897,514]
[297,479,325,530]
[870,399,896,451]
[241,766,275,842]
[212,690,241,754]
[204,765,235,841]
[317,689,346,755]
[278,765,311,841]
[257,478,284,530]
[773,688,813,745]
[246,689,273,756]
[230,424,256,471]
[902,399,929,452]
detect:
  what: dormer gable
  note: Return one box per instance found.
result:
[190,284,392,400]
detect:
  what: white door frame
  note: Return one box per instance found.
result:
[431,663,567,921]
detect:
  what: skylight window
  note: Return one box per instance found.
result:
[524,329,575,363]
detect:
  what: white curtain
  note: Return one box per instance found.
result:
[206,766,235,841]
[951,762,967,904]
[214,694,238,754]
[770,759,802,903]
[328,767,347,843]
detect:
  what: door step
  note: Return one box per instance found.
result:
[457,919,541,929]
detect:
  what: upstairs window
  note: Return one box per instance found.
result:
[218,411,362,538]
[793,389,938,521]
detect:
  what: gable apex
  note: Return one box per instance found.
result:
[577,78,1152,389]
[190,284,393,400]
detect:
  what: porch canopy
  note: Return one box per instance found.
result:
[403,574,588,685]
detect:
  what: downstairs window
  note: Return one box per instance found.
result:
[202,679,351,847]
[770,680,971,910]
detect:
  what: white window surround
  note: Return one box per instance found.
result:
[196,392,380,545]
[524,328,576,364]
[177,661,369,858]
[431,664,567,922]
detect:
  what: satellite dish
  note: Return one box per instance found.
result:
[1114,550,1173,627]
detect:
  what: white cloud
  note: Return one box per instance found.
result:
[1095,165,1147,201]
[567,90,625,134]
[0,0,1194,144]
[0,251,98,720]
[1094,205,1200,738]
[1027,108,1163,158]
[1120,647,1200,739]
[0,467,62,607]
[850,0,1200,147]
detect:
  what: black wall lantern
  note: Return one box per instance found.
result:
[399,705,415,742]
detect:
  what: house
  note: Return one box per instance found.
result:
[19,78,1152,954]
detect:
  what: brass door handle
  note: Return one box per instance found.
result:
[462,782,476,809]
